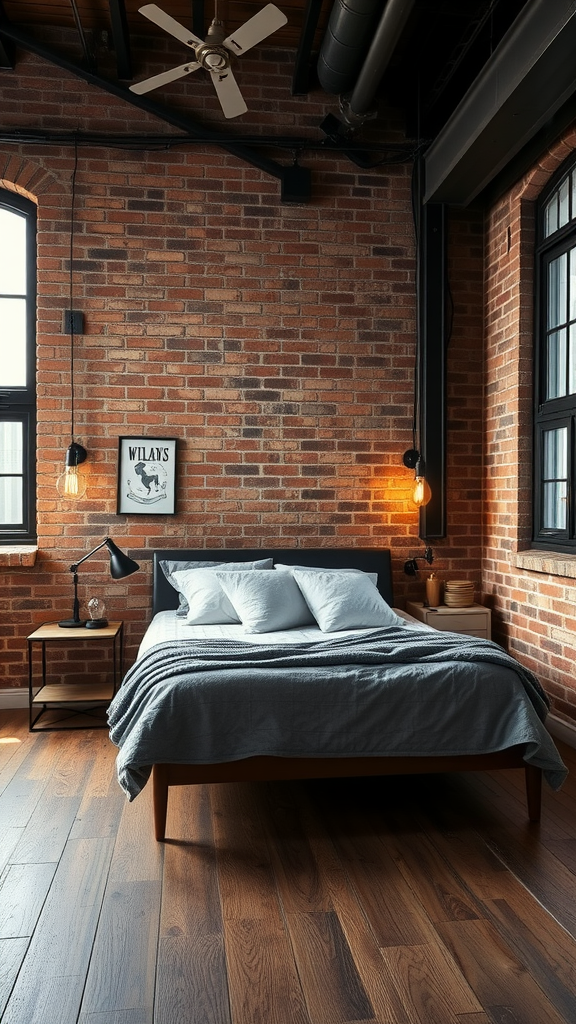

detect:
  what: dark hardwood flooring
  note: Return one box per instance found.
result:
[1,708,576,1024]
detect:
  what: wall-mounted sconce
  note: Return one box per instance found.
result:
[404,546,434,576]
[403,447,432,508]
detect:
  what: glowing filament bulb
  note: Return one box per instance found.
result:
[56,442,87,499]
[412,473,432,507]
[57,464,86,498]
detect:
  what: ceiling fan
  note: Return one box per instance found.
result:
[130,2,288,118]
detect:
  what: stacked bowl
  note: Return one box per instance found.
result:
[444,580,475,608]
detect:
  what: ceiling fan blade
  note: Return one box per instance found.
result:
[209,67,248,119]
[223,4,288,56]
[138,4,203,49]
[129,61,200,95]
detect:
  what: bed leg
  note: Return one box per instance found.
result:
[152,764,168,841]
[525,764,542,822]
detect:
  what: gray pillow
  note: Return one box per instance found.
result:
[159,557,273,615]
[292,569,403,632]
[215,570,315,633]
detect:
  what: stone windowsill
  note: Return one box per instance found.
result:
[0,545,38,567]
[515,549,576,580]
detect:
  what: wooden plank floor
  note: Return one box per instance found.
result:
[1,708,576,1024]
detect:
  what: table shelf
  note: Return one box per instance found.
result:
[27,621,123,731]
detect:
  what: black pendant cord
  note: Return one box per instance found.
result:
[69,137,78,447]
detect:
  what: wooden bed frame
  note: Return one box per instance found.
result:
[149,547,542,840]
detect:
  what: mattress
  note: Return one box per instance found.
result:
[137,608,427,657]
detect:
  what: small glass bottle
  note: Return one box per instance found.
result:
[86,597,108,629]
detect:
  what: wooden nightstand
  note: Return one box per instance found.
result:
[27,621,123,730]
[405,602,491,640]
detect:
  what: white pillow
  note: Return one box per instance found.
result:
[292,569,403,632]
[172,568,251,625]
[161,558,273,615]
[215,570,315,633]
[274,563,378,586]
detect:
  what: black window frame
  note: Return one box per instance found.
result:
[0,189,37,544]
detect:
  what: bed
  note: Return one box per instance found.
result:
[107,547,568,840]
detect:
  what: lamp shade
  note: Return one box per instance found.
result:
[105,538,140,579]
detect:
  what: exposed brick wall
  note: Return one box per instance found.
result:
[484,125,576,727]
[1,43,486,691]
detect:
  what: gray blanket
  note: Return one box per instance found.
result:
[108,627,567,799]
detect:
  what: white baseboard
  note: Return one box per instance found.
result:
[546,713,576,749]
[0,688,28,709]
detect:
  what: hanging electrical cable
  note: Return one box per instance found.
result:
[56,137,88,500]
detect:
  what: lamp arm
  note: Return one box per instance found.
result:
[69,538,109,573]
[404,546,434,576]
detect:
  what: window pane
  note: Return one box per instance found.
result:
[559,176,570,229]
[543,482,567,529]
[548,254,567,328]
[542,426,568,530]
[546,329,567,399]
[570,324,576,396]
[0,208,26,295]
[570,247,576,323]
[0,477,23,526]
[0,421,22,473]
[544,426,567,478]
[544,194,558,237]
[0,297,27,387]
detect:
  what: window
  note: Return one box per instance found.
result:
[0,190,36,543]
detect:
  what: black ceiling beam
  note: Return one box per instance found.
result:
[69,0,95,71]
[424,0,576,206]
[291,0,324,96]
[0,18,290,186]
[0,0,14,68]
[478,88,576,209]
[192,1,205,38]
[0,33,14,69]
[108,0,132,81]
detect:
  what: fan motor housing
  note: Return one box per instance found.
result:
[195,42,229,71]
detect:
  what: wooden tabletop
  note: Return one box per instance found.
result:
[28,621,123,641]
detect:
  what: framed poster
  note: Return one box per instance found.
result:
[116,437,177,514]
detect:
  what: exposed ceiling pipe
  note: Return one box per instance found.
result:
[345,0,415,120]
[317,0,415,130]
[317,0,381,96]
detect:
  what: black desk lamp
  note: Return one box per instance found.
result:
[58,537,140,628]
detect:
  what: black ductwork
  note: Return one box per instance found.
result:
[317,0,381,96]
[318,0,415,127]
[347,0,415,116]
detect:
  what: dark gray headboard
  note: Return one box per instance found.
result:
[152,548,393,616]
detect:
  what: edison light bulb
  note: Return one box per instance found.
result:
[56,442,87,499]
[412,473,432,507]
[56,464,87,499]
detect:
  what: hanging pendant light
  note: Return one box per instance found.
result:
[56,441,88,498]
[58,138,87,500]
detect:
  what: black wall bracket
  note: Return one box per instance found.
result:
[417,200,447,540]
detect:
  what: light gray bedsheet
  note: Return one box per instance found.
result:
[108,626,568,799]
